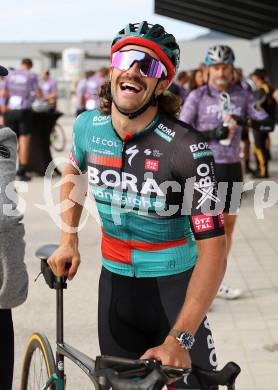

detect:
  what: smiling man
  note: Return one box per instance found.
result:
[48,22,227,389]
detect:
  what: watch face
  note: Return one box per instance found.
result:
[179,332,195,349]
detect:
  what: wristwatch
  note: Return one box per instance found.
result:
[168,329,195,350]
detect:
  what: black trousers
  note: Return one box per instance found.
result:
[0,309,14,390]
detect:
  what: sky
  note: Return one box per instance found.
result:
[0,0,209,42]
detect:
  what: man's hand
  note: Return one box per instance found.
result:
[140,336,191,369]
[47,244,80,281]
[224,114,237,137]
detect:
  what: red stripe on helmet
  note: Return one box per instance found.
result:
[111,37,175,82]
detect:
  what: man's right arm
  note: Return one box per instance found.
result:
[48,163,87,280]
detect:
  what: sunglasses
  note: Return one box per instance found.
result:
[111,50,167,79]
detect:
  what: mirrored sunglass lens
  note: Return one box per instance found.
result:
[112,50,164,78]
[112,51,145,71]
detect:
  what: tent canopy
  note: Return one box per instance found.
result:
[155,0,278,40]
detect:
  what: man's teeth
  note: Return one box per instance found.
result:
[121,82,141,92]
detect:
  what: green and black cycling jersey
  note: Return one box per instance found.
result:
[70,109,225,277]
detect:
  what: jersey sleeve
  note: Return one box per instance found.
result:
[179,89,199,127]
[69,112,90,172]
[172,128,225,240]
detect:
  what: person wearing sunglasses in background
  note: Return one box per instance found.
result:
[48,22,227,389]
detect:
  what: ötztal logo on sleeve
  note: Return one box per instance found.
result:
[192,215,214,233]
[194,163,219,209]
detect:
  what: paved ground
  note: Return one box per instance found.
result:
[12,115,278,389]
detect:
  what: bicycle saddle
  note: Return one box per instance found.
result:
[35,244,59,260]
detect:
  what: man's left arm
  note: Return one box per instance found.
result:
[141,237,226,368]
[141,130,227,368]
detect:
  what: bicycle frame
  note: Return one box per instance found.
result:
[28,248,240,390]
[43,278,100,389]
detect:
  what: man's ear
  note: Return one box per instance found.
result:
[156,79,170,96]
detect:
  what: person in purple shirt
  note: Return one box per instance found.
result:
[82,67,108,111]
[3,58,40,181]
[180,45,270,300]
[41,70,57,110]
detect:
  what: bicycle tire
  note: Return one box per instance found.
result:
[20,332,56,390]
[51,123,66,152]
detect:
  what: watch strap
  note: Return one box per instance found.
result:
[168,329,181,338]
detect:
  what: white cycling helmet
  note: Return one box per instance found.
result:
[204,45,235,66]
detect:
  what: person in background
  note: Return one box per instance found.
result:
[273,88,278,104]
[75,70,94,116]
[41,70,57,110]
[180,45,271,300]
[199,62,209,84]
[233,67,253,174]
[82,67,109,111]
[0,63,28,390]
[168,70,189,104]
[250,68,276,178]
[3,58,40,181]
[188,68,205,92]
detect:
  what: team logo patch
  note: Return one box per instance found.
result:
[145,159,159,172]
[125,145,139,166]
[194,163,220,209]
[192,215,214,233]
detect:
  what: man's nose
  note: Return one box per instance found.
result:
[125,62,141,76]
[218,68,225,77]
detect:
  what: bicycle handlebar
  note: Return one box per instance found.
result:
[95,356,241,390]
[104,368,167,390]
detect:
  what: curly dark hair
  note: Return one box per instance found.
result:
[99,81,181,117]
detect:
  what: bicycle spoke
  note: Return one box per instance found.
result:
[28,347,49,389]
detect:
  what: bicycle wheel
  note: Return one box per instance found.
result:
[20,332,56,390]
[51,123,66,152]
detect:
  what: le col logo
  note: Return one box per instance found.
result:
[93,115,111,122]
[92,136,121,148]
[158,123,176,138]
[189,142,209,153]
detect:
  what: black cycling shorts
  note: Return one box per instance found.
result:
[215,162,243,214]
[4,109,33,136]
[98,267,218,389]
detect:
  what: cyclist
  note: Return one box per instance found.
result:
[40,70,58,111]
[168,70,189,105]
[81,67,109,111]
[48,22,227,389]
[250,68,276,178]
[180,45,271,299]
[0,62,28,390]
[3,58,40,181]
